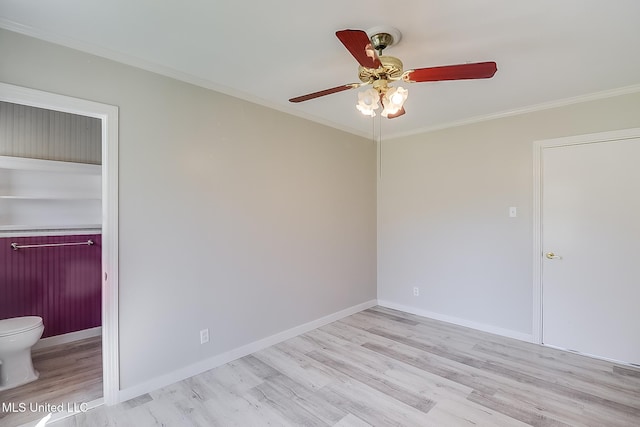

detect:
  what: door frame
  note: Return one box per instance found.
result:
[532,127,640,344]
[0,82,120,405]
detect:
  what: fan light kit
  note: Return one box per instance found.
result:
[289,26,498,119]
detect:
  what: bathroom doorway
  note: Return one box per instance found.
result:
[0,83,119,423]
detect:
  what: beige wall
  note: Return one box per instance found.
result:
[378,91,640,336]
[0,29,377,390]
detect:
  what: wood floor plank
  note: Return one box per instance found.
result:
[307,350,436,414]
[614,365,640,378]
[362,325,640,425]
[423,397,532,427]
[247,381,329,427]
[0,336,102,427]
[310,318,639,426]
[367,326,640,415]
[317,379,436,427]
[39,307,640,427]
[235,355,346,424]
[317,322,477,399]
[333,413,372,427]
[360,339,503,396]
[471,341,640,405]
[465,390,573,427]
[472,388,640,427]
[305,327,474,405]
[252,345,335,390]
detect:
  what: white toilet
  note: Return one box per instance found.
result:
[0,316,44,391]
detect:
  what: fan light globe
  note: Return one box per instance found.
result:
[381,86,408,117]
[356,88,380,116]
[390,87,407,105]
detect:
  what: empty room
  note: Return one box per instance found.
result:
[1,1,639,426]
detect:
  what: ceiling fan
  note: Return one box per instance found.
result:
[289,27,497,119]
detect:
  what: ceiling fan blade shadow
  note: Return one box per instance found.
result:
[405,61,497,82]
[289,84,359,103]
[335,29,381,69]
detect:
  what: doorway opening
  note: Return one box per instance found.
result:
[0,83,119,421]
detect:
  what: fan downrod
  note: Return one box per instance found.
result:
[370,33,393,55]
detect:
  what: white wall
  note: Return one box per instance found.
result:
[378,91,640,338]
[0,29,377,390]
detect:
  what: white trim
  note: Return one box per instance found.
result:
[33,327,101,350]
[532,142,543,344]
[0,155,100,173]
[389,84,640,140]
[377,300,534,343]
[0,82,120,406]
[532,127,640,345]
[100,89,120,407]
[118,299,377,403]
[0,227,101,238]
[543,343,640,369]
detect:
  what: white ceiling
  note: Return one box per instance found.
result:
[2,1,640,139]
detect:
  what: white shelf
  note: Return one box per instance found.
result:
[0,155,101,232]
[0,155,100,174]
[0,224,102,231]
[0,195,101,200]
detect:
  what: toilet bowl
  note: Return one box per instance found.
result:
[0,316,44,391]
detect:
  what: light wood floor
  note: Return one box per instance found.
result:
[47,307,640,426]
[0,336,102,427]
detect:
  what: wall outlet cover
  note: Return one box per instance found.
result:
[200,329,209,344]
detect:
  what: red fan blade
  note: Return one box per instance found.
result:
[289,84,358,103]
[405,61,497,83]
[335,29,381,69]
[387,107,406,119]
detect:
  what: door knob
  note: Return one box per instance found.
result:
[545,252,561,259]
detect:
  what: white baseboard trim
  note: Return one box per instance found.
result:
[541,343,639,368]
[377,300,534,343]
[33,326,102,350]
[117,299,377,403]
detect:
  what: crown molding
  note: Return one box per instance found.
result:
[387,83,640,140]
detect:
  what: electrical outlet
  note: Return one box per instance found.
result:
[413,286,420,296]
[200,328,209,344]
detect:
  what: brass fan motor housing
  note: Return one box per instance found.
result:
[370,32,394,53]
[358,55,404,83]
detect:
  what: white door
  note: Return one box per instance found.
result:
[542,134,640,365]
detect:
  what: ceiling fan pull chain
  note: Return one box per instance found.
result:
[378,114,383,179]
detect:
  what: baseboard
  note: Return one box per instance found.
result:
[33,326,102,350]
[542,343,639,368]
[117,299,377,403]
[377,300,534,343]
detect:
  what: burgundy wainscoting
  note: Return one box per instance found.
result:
[0,234,101,338]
